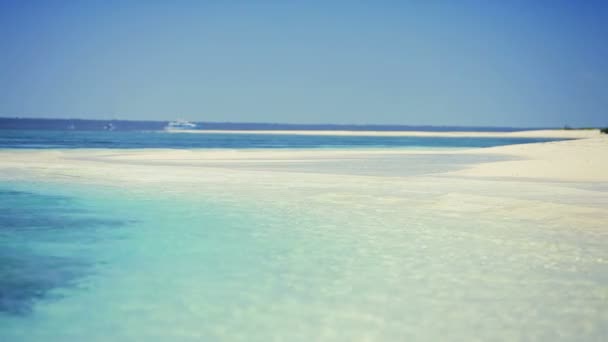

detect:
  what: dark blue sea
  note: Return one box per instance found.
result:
[0,117,550,132]
[0,129,564,149]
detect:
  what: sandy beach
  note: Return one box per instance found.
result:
[1,129,606,228]
[168,128,600,139]
[2,129,606,183]
[2,129,607,340]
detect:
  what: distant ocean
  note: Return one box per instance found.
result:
[0,117,550,132]
[0,118,561,149]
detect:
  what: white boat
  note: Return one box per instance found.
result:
[165,120,197,131]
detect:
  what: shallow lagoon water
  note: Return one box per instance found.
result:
[1,174,607,341]
[0,131,606,341]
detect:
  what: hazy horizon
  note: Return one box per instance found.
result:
[1,115,564,129]
[1,1,607,127]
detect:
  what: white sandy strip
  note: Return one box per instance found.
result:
[107,129,608,182]
[0,130,605,184]
[453,131,608,182]
[167,129,599,139]
[0,129,606,229]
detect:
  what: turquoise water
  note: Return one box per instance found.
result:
[1,182,266,340]
[0,131,605,340]
[2,177,607,341]
[0,130,565,149]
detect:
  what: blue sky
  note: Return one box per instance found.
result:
[0,1,606,127]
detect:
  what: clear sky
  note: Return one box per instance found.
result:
[0,1,606,127]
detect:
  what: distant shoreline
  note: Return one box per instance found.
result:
[1,117,602,139]
[167,129,600,139]
[0,129,606,183]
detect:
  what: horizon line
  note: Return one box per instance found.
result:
[0,116,562,130]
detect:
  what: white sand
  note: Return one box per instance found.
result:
[1,129,606,183]
[168,128,600,139]
[454,130,608,182]
[1,129,606,228]
[2,129,606,340]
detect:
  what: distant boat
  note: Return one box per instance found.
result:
[165,120,197,131]
[103,122,116,131]
[67,123,76,130]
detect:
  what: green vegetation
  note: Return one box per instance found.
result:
[601,127,608,134]
[563,125,603,131]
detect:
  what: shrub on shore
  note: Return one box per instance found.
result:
[601,127,608,134]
